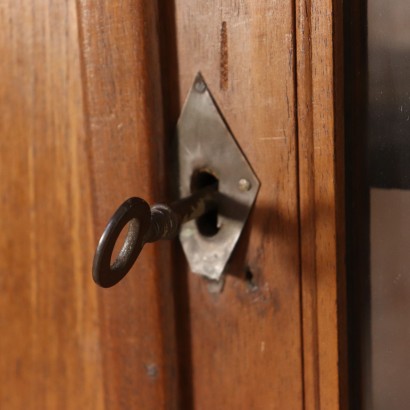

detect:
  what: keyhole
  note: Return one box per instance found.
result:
[191,169,220,237]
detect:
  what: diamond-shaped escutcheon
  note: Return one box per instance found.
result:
[174,73,260,281]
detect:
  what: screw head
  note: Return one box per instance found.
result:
[238,178,251,192]
[194,79,206,93]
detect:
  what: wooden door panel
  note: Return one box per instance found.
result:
[0,1,179,409]
[295,0,346,408]
[162,1,304,408]
[0,1,103,408]
[77,1,179,408]
[0,0,345,408]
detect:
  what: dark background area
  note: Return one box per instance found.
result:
[345,0,410,408]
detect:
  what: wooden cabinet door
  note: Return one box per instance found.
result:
[0,1,345,409]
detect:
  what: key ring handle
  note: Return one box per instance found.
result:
[92,197,151,288]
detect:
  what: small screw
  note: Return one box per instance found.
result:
[238,178,251,192]
[145,363,158,379]
[194,79,206,93]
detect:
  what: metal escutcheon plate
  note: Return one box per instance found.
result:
[174,73,260,281]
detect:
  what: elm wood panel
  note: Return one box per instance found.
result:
[296,0,347,408]
[166,1,303,408]
[76,1,179,409]
[0,1,104,408]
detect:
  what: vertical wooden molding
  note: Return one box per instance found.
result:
[296,0,347,408]
[295,1,320,408]
[76,1,179,408]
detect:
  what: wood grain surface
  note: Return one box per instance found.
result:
[0,1,178,409]
[76,1,179,409]
[0,1,104,408]
[0,0,345,408]
[162,1,304,408]
[296,0,347,408]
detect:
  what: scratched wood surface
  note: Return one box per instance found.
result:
[161,1,304,408]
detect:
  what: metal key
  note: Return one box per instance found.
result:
[92,185,217,288]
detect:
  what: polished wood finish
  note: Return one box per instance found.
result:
[296,0,347,408]
[0,0,178,408]
[77,1,179,409]
[0,0,346,408]
[0,1,104,408]
[164,1,304,408]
